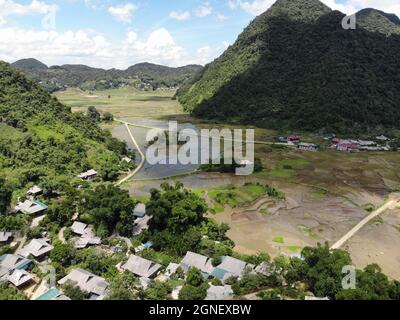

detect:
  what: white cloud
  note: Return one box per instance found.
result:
[192,41,230,65]
[229,0,399,17]
[108,3,138,24]
[217,13,228,21]
[169,10,191,21]
[0,0,57,25]
[195,2,213,17]
[227,0,274,16]
[321,0,400,17]
[0,26,218,68]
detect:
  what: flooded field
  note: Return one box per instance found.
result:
[57,87,400,280]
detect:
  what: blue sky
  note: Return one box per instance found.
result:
[0,0,398,69]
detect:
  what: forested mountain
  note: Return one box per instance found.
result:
[11,58,48,71]
[177,0,400,133]
[0,61,128,194]
[11,59,202,93]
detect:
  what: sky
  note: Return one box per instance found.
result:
[0,0,399,69]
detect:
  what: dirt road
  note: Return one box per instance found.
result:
[330,198,399,250]
[115,122,146,186]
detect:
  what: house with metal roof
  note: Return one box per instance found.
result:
[19,238,54,260]
[0,254,32,272]
[132,215,151,236]
[165,263,180,278]
[0,254,32,283]
[15,199,48,215]
[78,169,98,180]
[180,251,214,277]
[212,256,252,281]
[254,261,273,276]
[0,231,12,244]
[132,203,146,218]
[58,268,109,300]
[121,255,161,279]
[71,222,101,249]
[205,285,233,300]
[27,186,43,196]
[8,269,34,288]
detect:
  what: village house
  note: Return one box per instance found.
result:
[121,254,161,279]
[165,263,181,278]
[212,256,253,281]
[0,231,13,244]
[254,261,274,276]
[298,142,319,152]
[19,238,54,260]
[132,215,152,236]
[122,156,132,164]
[376,135,389,142]
[27,186,43,197]
[58,268,109,300]
[0,254,32,283]
[15,199,48,215]
[180,251,214,278]
[132,203,146,218]
[134,241,153,254]
[71,221,101,249]
[287,135,300,143]
[205,285,233,300]
[78,169,98,180]
[8,269,34,289]
[336,140,359,152]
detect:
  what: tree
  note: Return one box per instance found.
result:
[178,284,208,300]
[186,268,205,287]
[87,106,101,122]
[301,244,352,299]
[0,177,12,214]
[50,242,76,267]
[79,185,137,237]
[62,281,89,300]
[0,283,26,300]
[103,112,114,122]
[144,281,172,300]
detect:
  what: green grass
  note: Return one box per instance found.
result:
[311,190,328,199]
[54,87,184,120]
[204,183,270,210]
[286,246,303,253]
[260,208,270,216]
[272,236,285,244]
[298,225,318,239]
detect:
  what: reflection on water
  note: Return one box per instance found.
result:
[112,118,210,180]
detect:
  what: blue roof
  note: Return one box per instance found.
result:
[212,267,228,280]
[34,200,48,210]
[143,241,153,248]
[36,288,61,301]
[15,259,32,270]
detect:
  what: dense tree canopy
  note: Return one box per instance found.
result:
[79,185,137,237]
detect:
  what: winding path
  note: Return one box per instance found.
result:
[115,118,289,147]
[115,122,146,186]
[330,197,400,250]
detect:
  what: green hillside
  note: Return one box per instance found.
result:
[11,60,203,93]
[177,0,400,133]
[0,61,128,194]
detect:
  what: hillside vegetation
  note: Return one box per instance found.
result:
[177,0,400,133]
[0,61,128,195]
[11,59,202,93]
